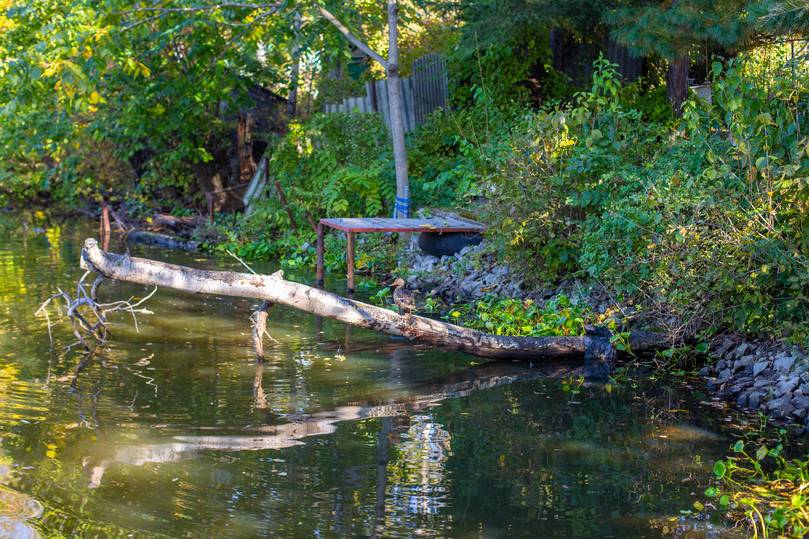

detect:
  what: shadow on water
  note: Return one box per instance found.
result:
[0,214,748,537]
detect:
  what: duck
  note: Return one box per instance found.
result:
[391,277,416,315]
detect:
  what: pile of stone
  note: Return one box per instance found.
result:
[404,243,524,302]
[704,336,809,425]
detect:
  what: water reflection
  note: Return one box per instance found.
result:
[0,215,746,538]
[79,361,566,490]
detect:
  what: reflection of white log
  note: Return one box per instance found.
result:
[79,239,661,360]
[83,362,568,488]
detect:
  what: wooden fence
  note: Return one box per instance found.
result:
[323,54,448,133]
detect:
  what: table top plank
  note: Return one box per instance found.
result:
[320,217,485,234]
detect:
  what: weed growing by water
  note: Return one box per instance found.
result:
[700,428,809,538]
[444,295,589,336]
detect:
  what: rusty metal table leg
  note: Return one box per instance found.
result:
[346,231,355,293]
[316,222,325,287]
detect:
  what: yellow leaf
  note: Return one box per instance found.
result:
[138,62,151,78]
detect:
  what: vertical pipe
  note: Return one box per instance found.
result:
[316,222,325,286]
[346,231,355,293]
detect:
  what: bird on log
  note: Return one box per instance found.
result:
[391,277,416,315]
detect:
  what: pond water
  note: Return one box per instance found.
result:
[0,214,747,537]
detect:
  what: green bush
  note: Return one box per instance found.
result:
[446,294,589,337]
[236,111,393,244]
[207,112,399,277]
[482,53,809,342]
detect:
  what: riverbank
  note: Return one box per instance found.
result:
[19,204,809,428]
[401,240,809,430]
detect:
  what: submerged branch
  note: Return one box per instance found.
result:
[36,267,155,351]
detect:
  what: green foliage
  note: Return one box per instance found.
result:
[407,89,515,208]
[619,82,674,125]
[445,294,589,337]
[753,0,809,35]
[482,50,809,342]
[607,0,751,60]
[251,112,394,229]
[703,431,809,538]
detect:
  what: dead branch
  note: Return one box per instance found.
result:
[251,300,275,361]
[36,268,155,351]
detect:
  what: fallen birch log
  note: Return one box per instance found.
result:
[78,238,664,361]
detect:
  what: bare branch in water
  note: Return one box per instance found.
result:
[36,272,156,351]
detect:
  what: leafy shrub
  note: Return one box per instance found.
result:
[264,112,394,221]
[483,51,809,342]
[446,294,589,337]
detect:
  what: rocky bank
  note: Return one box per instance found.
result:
[404,241,809,428]
[704,336,809,427]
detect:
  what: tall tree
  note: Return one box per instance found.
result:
[607,0,752,115]
[318,1,410,217]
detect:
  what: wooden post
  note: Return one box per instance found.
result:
[206,193,215,224]
[316,222,325,287]
[386,0,410,218]
[346,231,355,293]
[99,203,111,251]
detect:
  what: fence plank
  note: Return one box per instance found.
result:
[412,53,448,125]
[323,54,448,133]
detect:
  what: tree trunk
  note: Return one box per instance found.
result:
[318,2,411,216]
[667,55,689,117]
[287,11,302,118]
[386,0,410,218]
[236,113,256,182]
[79,239,665,361]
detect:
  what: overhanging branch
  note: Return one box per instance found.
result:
[317,6,388,68]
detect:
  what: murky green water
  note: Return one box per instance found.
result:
[0,214,747,537]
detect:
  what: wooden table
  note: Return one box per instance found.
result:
[316,216,486,292]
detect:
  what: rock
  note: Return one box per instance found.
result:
[728,376,754,393]
[717,368,732,382]
[754,377,772,389]
[748,392,763,409]
[792,408,807,420]
[733,355,756,373]
[766,396,795,418]
[713,338,735,358]
[716,360,727,371]
[753,360,769,377]
[774,353,796,373]
[792,396,809,410]
[698,366,710,377]
[734,342,750,359]
[776,376,799,397]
